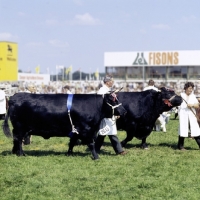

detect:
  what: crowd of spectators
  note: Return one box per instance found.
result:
[1,80,200,97]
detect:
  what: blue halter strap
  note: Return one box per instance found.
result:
[67,94,73,111]
[66,94,78,137]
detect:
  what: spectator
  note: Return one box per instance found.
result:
[87,86,96,94]
[63,85,72,94]
[143,79,158,91]
[177,82,200,150]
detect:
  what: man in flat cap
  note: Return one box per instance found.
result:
[95,74,127,155]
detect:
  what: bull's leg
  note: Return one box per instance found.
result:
[121,130,134,147]
[23,135,31,145]
[66,134,79,156]
[141,138,148,149]
[12,138,25,156]
[12,139,18,154]
[12,124,25,156]
[88,140,99,160]
[12,126,26,156]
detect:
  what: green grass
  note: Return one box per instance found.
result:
[1,115,200,200]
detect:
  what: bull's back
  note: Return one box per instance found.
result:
[117,91,156,119]
[9,93,103,136]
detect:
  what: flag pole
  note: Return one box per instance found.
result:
[63,66,64,81]
[56,65,58,82]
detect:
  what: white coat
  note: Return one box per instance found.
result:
[97,84,110,94]
[178,92,200,137]
[143,85,158,91]
[0,90,6,114]
[97,84,117,135]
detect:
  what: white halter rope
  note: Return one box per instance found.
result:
[169,95,176,101]
[68,110,79,134]
[106,102,122,117]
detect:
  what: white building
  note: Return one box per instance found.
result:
[104,50,200,82]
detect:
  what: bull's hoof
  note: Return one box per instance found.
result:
[121,141,126,147]
[23,141,31,145]
[23,135,32,145]
[92,156,100,160]
[65,152,73,156]
[16,151,26,156]
[141,144,149,149]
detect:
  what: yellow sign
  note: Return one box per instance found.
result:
[0,41,18,81]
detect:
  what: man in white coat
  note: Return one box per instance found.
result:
[143,79,158,92]
[95,75,127,155]
[143,80,167,132]
[0,87,7,120]
[178,82,200,150]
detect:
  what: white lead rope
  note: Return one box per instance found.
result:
[106,102,122,125]
[68,110,79,134]
[106,102,122,116]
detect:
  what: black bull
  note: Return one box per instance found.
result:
[116,87,183,148]
[2,92,126,160]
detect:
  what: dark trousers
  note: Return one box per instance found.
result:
[178,136,200,149]
[95,134,124,154]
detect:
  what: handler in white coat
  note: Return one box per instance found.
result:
[0,87,7,120]
[178,82,200,150]
[95,75,127,155]
[143,80,166,132]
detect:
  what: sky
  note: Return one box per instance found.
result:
[0,0,200,74]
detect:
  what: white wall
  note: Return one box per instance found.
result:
[18,73,50,85]
[104,50,200,67]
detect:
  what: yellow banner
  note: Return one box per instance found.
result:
[0,42,18,81]
[65,65,72,75]
[35,65,40,74]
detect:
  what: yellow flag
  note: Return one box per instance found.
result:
[95,68,99,79]
[35,65,40,74]
[65,65,72,75]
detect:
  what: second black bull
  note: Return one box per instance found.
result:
[116,87,183,148]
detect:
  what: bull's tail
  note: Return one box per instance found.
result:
[2,105,12,138]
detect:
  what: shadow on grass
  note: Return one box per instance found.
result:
[1,151,13,156]
[1,150,67,157]
[1,149,114,157]
[158,142,179,150]
[158,142,199,150]
[100,140,150,149]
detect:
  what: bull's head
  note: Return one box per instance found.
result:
[103,89,126,118]
[159,87,182,108]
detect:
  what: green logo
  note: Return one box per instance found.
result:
[133,52,147,65]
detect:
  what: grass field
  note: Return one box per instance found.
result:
[1,115,200,200]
